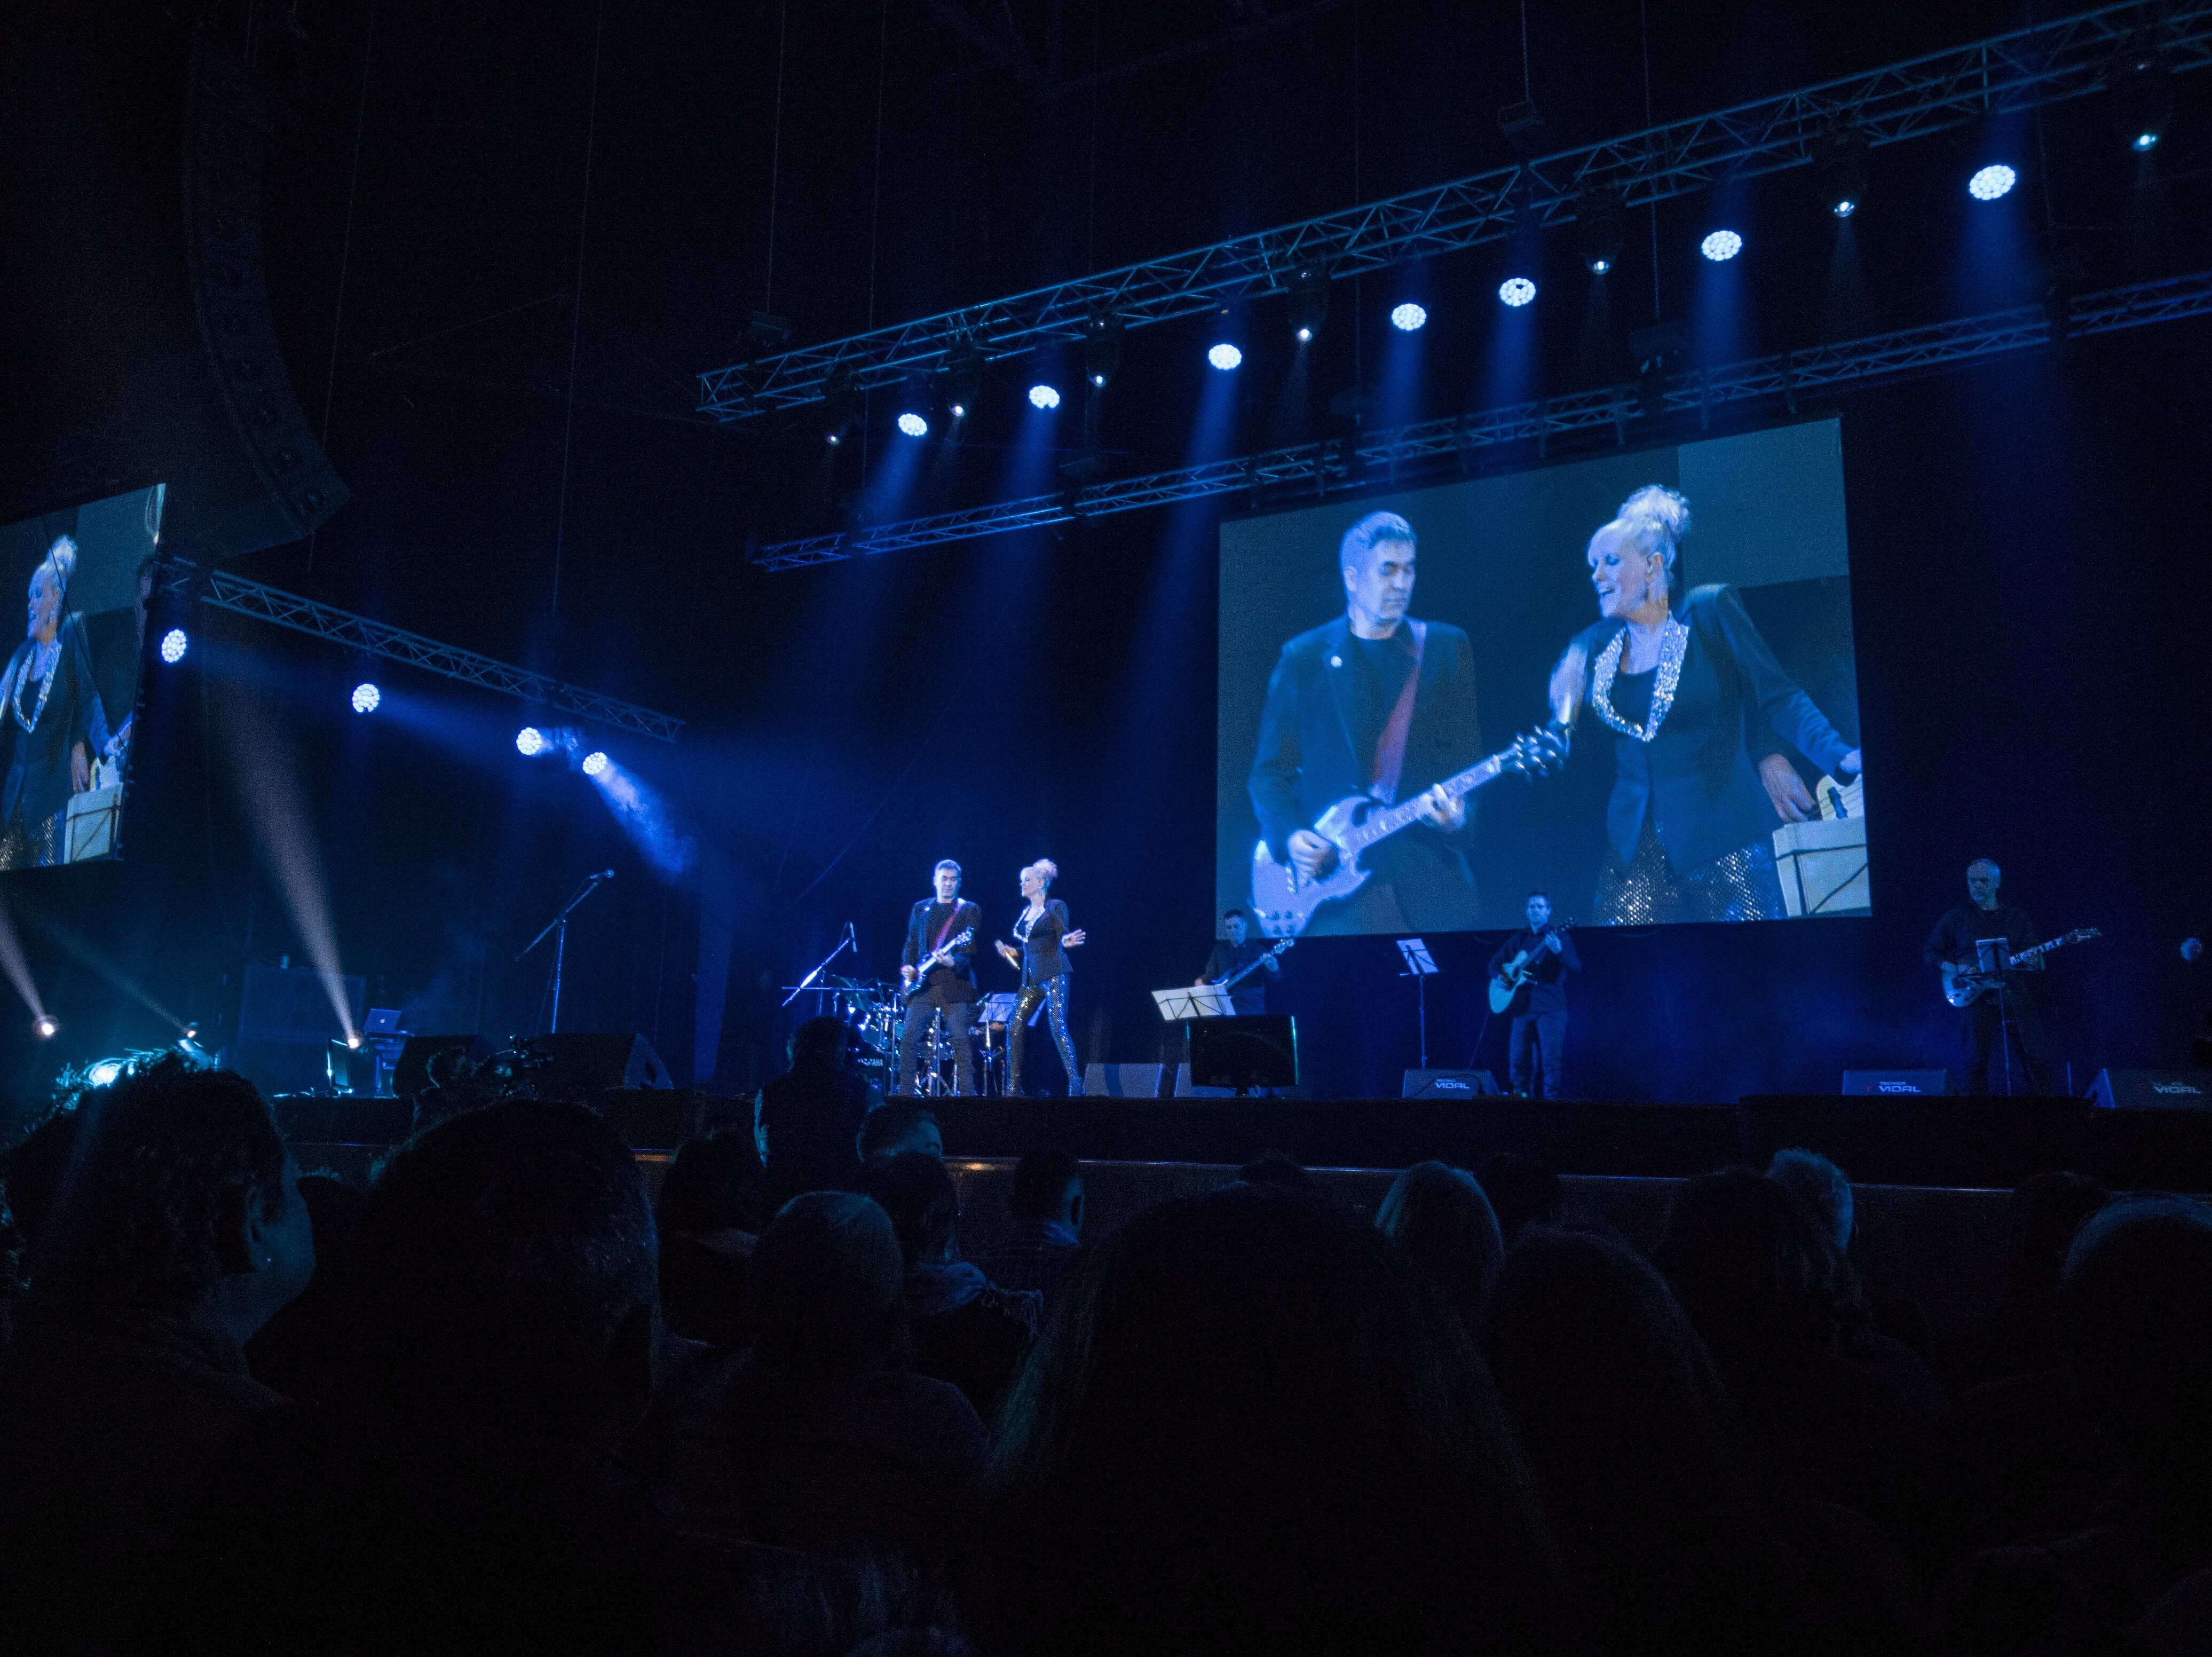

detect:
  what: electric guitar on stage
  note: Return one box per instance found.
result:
[1250,728,1566,938]
[1939,927,2100,1007]
[1488,922,1576,1015]
[1211,936,1294,995]
[904,927,975,1001]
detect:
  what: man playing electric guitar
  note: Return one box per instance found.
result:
[1922,857,2053,1095]
[1487,892,1580,1100]
[897,858,983,1096]
[1197,907,1286,1015]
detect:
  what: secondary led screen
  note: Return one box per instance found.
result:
[1216,420,1864,936]
[0,484,164,870]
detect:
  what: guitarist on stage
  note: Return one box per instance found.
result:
[1246,511,1483,935]
[1487,892,1580,1099]
[1923,857,2052,1095]
[1197,908,1282,1015]
[898,859,983,1096]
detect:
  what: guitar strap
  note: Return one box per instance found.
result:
[929,904,963,952]
[1370,619,1427,803]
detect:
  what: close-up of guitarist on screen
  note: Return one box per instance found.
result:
[1487,893,1582,1100]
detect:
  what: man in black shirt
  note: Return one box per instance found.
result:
[1487,892,1580,1099]
[1197,908,1281,1015]
[1247,511,1483,934]
[1922,857,2052,1095]
[897,860,982,1096]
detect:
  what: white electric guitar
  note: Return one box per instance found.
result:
[1251,729,1565,937]
[1939,927,2100,1007]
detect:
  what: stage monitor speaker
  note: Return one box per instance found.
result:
[523,1033,673,1096]
[1084,1062,1167,1099]
[1402,1069,1501,1099]
[2089,1069,2212,1111]
[1172,1063,1234,1099]
[1843,1069,1954,1096]
[1188,1015,1298,1093]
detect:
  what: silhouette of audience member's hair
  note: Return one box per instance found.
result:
[1235,1150,1314,1192]
[748,1190,904,1375]
[1484,1225,1818,1654]
[1008,1148,1081,1224]
[1476,1151,1561,1242]
[1766,1148,1854,1253]
[655,1132,764,1350]
[858,1101,943,1162]
[971,1181,1566,1656]
[1374,1161,1504,1332]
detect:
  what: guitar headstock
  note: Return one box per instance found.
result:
[2068,927,2102,943]
[1506,725,1570,777]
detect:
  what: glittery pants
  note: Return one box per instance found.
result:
[0,808,56,872]
[1010,972,1079,1095]
[1595,818,1788,926]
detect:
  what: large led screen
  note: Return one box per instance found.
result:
[0,485,164,871]
[1217,420,1864,936]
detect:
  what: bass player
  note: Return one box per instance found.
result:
[898,859,982,1096]
[1487,892,1580,1099]
[1922,857,2053,1095]
[1196,908,1283,1015]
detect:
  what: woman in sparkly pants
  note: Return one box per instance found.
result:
[997,859,1086,1096]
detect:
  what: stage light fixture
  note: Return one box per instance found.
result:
[1968,163,2017,201]
[159,628,188,664]
[1700,229,1743,262]
[1390,302,1428,332]
[516,725,547,757]
[1028,383,1061,410]
[940,340,982,421]
[1818,133,1869,218]
[1498,277,1537,307]
[819,369,856,446]
[350,682,380,714]
[896,411,929,437]
[2112,48,2172,152]
[85,1057,124,1087]
[1207,342,1243,371]
[582,751,609,777]
[1287,265,1329,342]
[1578,188,1626,274]
[1083,312,1123,388]
[32,1014,57,1040]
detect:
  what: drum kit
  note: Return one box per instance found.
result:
[784,975,1020,1096]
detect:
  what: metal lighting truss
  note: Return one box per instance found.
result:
[700,0,2212,421]
[753,268,2212,570]
[199,569,685,742]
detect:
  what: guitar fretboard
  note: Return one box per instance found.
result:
[1344,754,1509,854]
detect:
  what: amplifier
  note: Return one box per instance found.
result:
[1843,1069,1954,1096]
[1401,1069,1501,1099]
[2089,1069,2212,1111]
[1083,1062,1168,1098]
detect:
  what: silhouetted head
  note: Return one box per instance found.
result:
[864,1149,960,1267]
[1475,1151,1560,1242]
[34,1056,312,1345]
[857,1101,942,1162]
[1655,1169,1842,1379]
[1375,1161,1504,1329]
[1235,1150,1313,1192]
[0,1103,84,1287]
[1009,1149,1083,1230]
[2006,1171,2110,1307]
[749,1191,903,1376]
[350,1101,657,1443]
[657,1132,763,1236]
[2059,1196,2212,1496]
[787,1014,852,1071]
[1765,1149,1854,1252]
[971,1182,1563,1656]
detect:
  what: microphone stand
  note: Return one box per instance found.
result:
[784,925,857,1009]
[518,872,613,1035]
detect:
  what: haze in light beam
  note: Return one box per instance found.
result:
[0,895,46,1023]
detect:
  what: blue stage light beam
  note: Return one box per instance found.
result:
[0,897,52,1036]
[581,750,609,776]
[585,758,696,879]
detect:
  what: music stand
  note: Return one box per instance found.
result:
[1397,937,1440,1070]
[1974,936,2016,1095]
[1154,986,1233,1021]
[976,993,1021,1096]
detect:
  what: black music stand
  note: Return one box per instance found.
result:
[1397,936,1440,1070]
[1974,936,2017,1095]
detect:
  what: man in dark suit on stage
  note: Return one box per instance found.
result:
[897,859,983,1096]
[1247,511,1483,934]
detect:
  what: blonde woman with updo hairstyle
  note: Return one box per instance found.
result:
[996,858,1086,1095]
[1547,486,1862,924]
[0,536,116,869]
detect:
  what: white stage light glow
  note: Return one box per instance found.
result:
[351,683,381,714]
[1968,164,2017,201]
[1498,278,1537,307]
[582,751,609,777]
[159,628,188,664]
[516,727,547,757]
[897,412,929,437]
[1028,383,1060,409]
[1207,342,1243,371]
[1700,230,1743,262]
[1389,302,1428,332]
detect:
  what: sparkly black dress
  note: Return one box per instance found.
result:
[1569,585,1854,925]
[0,616,112,870]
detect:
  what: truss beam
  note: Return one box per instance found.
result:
[701,1,2211,421]
[753,269,2212,570]
[198,570,684,742]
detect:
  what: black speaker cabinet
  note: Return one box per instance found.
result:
[1402,1069,1502,1098]
[2090,1069,2212,1111]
